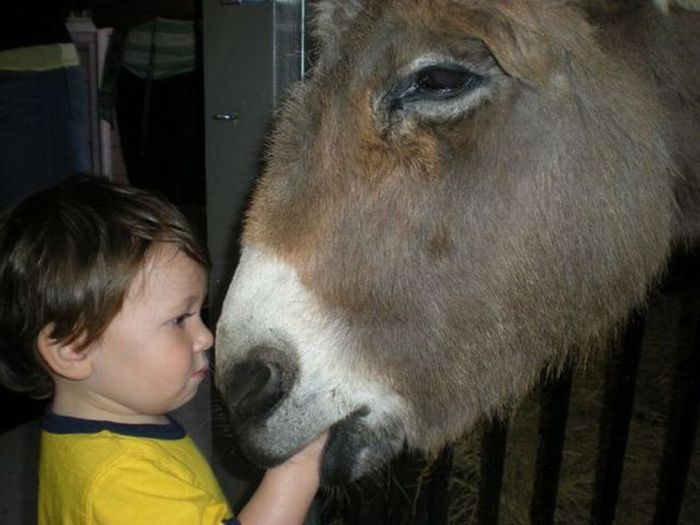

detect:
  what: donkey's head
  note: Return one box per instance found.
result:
[215,0,699,483]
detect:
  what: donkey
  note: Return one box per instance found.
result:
[215,0,700,483]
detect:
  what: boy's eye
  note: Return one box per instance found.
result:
[172,313,193,327]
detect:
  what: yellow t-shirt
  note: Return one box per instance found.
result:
[38,413,238,525]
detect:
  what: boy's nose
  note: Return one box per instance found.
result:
[195,324,214,352]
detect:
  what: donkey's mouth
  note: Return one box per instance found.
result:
[321,408,407,484]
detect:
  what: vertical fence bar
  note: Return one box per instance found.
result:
[425,446,453,524]
[383,453,428,525]
[652,317,699,524]
[476,418,508,525]
[652,248,700,524]
[530,366,574,524]
[391,447,454,525]
[589,315,645,525]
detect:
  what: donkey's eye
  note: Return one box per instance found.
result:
[414,66,477,94]
[384,64,483,113]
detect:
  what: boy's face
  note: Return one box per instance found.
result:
[83,246,212,418]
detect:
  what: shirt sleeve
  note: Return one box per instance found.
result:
[87,456,235,525]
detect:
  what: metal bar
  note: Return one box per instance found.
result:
[426,446,454,524]
[476,418,508,525]
[652,316,700,524]
[383,454,419,525]
[589,315,645,525]
[530,366,574,524]
[272,0,305,101]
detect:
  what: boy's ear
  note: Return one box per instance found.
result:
[36,324,93,380]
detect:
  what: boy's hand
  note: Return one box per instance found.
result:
[277,432,328,476]
[237,433,329,525]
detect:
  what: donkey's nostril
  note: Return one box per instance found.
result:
[227,359,271,406]
[226,356,294,421]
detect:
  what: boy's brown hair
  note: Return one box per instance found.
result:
[0,175,209,398]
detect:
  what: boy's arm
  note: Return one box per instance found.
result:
[236,434,327,525]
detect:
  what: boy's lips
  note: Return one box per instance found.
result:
[193,365,209,378]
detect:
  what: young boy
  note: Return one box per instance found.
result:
[0,175,326,524]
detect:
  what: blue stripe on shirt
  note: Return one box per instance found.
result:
[42,412,187,439]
